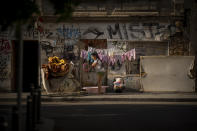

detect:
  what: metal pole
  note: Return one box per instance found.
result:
[26,96,33,131]
[38,29,41,87]
[30,86,38,131]
[32,90,38,129]
[0,116,8,131]
[16,21,23,131]
[36,87,41,123]
[168,40,170,56]
[79,43,82,89]
[37,22,42,123]
[12,106,19,131]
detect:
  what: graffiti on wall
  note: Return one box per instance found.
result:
[107,23,123,39]
[24,27,53,39]
[0,39,11,82]
[0,32,9,39]
[40,39,56,56]
[0,39,11,53]
[40,38,79,61]
[110,41,127,52]
[63,40,79,60]
[0,55,10,81]
[24,24,81,42]
[122,24,129,40]
[107,23,174,41]
[24,22,176,41]
[56,24,81,40]
[23,22,176,66]
[83,27,104,39]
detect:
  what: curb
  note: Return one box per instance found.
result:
[1,97,197,102]
[41,97,197,102]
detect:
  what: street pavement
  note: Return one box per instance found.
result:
[1,92,197,131]
[1,92,197,103]
[41,102,197,131]
[1,102,197,131]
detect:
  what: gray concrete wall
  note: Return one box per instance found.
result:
[41,0,174,16]
[33,22,172,89]
[125,75,141,91]
[23,22,173,41]
[0,21,178,92]
[141,56,195,92]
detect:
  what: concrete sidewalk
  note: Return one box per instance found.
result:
[1,92,197,102]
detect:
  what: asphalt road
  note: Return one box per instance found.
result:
[41,102,197,131]
[0,102,197,131]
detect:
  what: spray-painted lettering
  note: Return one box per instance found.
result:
[56,25,81,39]
[0,39,11,53]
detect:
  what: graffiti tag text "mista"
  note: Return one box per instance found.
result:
[0,39,11,53]
[107,23,123,39]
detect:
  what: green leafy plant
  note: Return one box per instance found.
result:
[0,0,80,31]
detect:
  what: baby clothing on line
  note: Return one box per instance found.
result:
[81,47,136,65]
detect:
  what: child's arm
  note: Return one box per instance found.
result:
[92,60,97,67]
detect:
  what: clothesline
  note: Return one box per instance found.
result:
[80,47,136,65]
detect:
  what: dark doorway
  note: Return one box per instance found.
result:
[13,40,39,92]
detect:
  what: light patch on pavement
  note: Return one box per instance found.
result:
[41,101,197,106]
[1,101,197,106]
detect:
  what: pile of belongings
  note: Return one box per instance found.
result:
[41,56,81,94]
[42,56,69,79]
[113,77,125,93]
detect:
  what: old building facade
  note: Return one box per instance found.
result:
[0,0,196,92]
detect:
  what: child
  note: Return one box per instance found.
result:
[91,52,105,94]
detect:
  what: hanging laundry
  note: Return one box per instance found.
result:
[102,55,109,63]
[81,47,136,65]
[88,47,94,52]
[87,52,94,64]
[117,59,122,69]
[80,50,88,60]
[115,55,122,64]
[123,48,136,61]
[109,61,115,70]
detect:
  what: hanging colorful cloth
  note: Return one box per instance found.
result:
[87,52,94,63]
[122,48,136,61]
[80,47,136,64]
[80,50,88,59]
